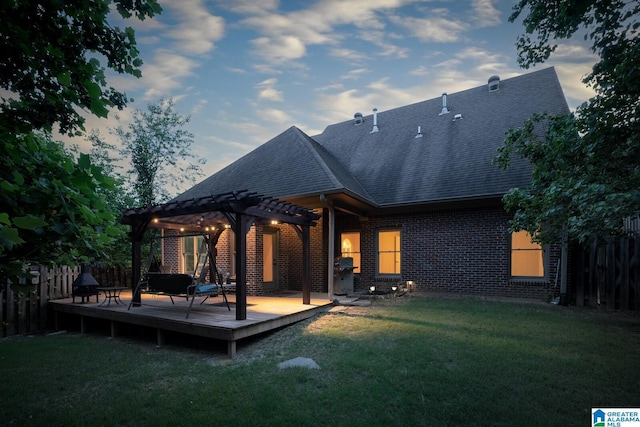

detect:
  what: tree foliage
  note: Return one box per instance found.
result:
[84,130,135,265]
[0,0,161,136]
[497,0,640,243]
[0,0,161,281]
[115,99,206,206]
[0,133,121,281]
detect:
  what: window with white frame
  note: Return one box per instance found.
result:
[510,230,545,278]
[377,229,401,275]
[182,235,205,274]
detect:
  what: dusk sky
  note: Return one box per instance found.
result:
[65,0,597,194]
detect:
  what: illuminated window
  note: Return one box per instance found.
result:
[378,229,401,275]
[511,231,544,277]
[341,231,361,271]
[182,235,205,274]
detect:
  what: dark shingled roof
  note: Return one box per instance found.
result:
[175,67,569,209]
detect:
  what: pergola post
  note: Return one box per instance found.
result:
[302,225,311,305]
[235,213,248,320]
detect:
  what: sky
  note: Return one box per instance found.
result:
[65,0,598,194]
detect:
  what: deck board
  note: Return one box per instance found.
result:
[49,290,332,357]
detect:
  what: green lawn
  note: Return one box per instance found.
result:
[1,295,638,426]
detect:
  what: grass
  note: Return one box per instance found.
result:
[1,295,639,426]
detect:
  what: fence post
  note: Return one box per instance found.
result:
[606,243,616,310]
[620,237,630,310]
[575,245,585,306]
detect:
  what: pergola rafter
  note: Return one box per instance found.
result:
[121,190,320,320]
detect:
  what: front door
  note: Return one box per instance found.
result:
[263,231,278,292]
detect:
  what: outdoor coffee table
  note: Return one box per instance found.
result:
[98,287,127,306]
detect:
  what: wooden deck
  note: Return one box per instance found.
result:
[49,290,332,358]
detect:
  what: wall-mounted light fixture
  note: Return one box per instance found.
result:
[369,285,376,294]
[406,280,414,293]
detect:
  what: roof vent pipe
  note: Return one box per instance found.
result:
[415,125,423,138]
[488,75,500,92]
[370,108,379,133]
[354,112,363,125]
[439,93,449,115]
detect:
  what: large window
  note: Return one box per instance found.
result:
[511,231,544,278]
[378,229,401,275]
[182,235,205,274]
[340,231,361,271]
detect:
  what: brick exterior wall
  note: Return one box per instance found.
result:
[159,206,559,301]
[161,229,181,273]
[335,205,561,301]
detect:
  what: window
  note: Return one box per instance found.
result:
[340,231,361,271]
[182,235,205,274]
[510,231,544,278]
[378,229,401,275]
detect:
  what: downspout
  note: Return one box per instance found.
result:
[320,194,335,301]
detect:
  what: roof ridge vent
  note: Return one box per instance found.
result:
[415,126,423,138]
[354,112,364,125]
[488,75,500,92]
[370,108,379,133]
[439,93,450,115]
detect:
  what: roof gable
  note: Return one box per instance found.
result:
[176,126,372,202]
[313,67,570,206]
[176,67,570,209]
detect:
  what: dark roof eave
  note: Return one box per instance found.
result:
[376,192,509,210]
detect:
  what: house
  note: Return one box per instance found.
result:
[130,67,570,302]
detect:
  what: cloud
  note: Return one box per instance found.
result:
[240,0,419,65]
[165,0,225,55]
[221,0,279,15]
[257,108,294,124]
[251,36,307,63]
[356,29,410,58]
[471,0,502,27]
[342,68,369,80]
[256,78,284,101]
[409,65,430,76]
[139,50,199,99]
[328,47,369,62]
[390,13,469,43]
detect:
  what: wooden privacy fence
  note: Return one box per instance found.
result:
[574,236,640,311]
[1,264,133,338]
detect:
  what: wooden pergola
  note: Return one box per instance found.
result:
[121,190,321,320]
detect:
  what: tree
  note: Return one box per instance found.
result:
[496,0,640,244]
[0,133,120,281]
[115,99,206,206]
[84,130,135,265]
[0,0,162,136]
[0,0,161,281]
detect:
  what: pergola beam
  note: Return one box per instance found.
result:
[122,190,320,320]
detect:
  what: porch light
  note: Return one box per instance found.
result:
[180,227,185,232]
[153,218,159,223]
[271,220,278,225]
[391,285,397,292]
[369,285,375,294]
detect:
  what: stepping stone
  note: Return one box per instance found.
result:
[278,357,320,370]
